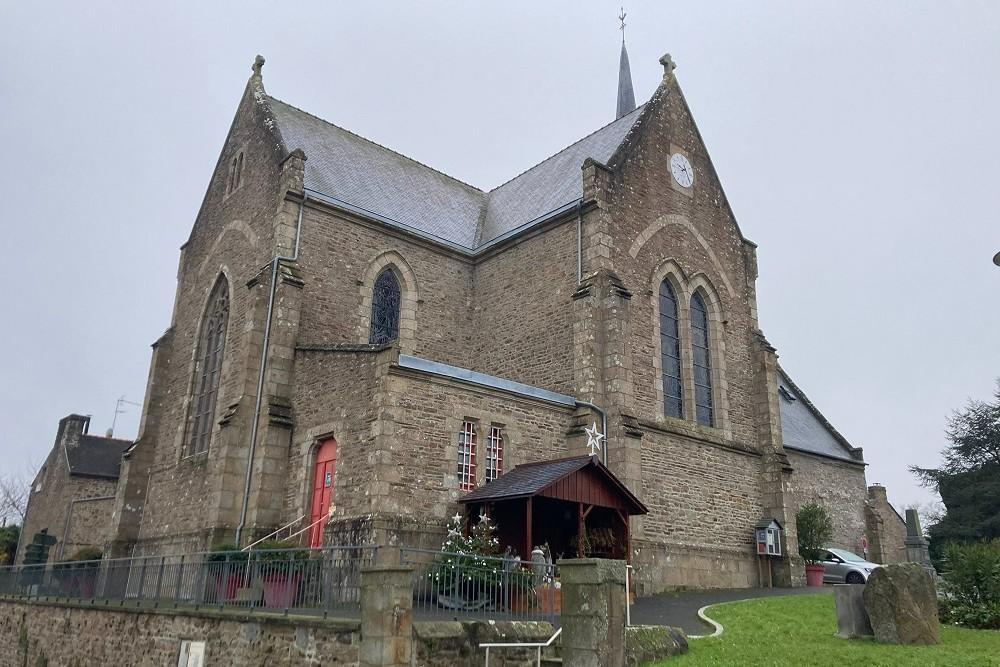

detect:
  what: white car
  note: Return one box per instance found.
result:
[820,548,881,584]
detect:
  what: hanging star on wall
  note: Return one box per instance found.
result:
[585,422,605,457]
[452,512,463,525]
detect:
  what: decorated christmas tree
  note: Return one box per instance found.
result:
[432,511,505,609]
[440,511,501,557]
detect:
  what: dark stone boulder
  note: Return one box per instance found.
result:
[863,563,940,645]
[625,625,688,665]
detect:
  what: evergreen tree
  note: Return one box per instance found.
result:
[911,382,1000,561]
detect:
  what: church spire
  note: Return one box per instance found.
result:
[616,8,636,119]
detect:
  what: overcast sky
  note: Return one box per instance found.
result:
[1,2,998,514]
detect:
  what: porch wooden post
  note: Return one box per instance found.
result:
[525,497,533,558]
[577,502,585,557]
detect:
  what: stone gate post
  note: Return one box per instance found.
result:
[360,566,412,667]
[559,558,627,667]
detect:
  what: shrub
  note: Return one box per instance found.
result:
[796,502,833,564]
[66,547,102,562]
[940,538,1000,629]
[206,543,249,564]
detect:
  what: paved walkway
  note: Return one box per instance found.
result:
[630,586,831,635]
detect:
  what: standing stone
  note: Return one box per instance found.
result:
[559,558,627,667]
[360,566,413,667]
[834,584,873,639]
[863,563,940,645]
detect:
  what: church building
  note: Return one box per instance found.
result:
[101,44,900,592]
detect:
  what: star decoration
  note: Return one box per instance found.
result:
[452,512,463,524]
[585,422,605,457]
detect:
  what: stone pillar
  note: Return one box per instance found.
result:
[559,558,627,667]
[834,584,873,639]
[750,331,802,586]
[360,566,412,667]
[904,509,933,572]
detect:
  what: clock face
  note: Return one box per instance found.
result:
[670,153,694,188]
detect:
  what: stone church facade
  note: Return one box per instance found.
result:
[101,51,898,592]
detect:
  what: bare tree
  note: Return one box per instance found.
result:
[0,470,33,526]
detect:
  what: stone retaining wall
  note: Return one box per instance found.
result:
[0,598,360,666]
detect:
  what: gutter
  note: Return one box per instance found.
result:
[234,192,307,547]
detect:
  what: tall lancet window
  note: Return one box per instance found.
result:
[369,268,401,345]
[691,292,714,426]
[188,277,230,455]
[659,280,683,418]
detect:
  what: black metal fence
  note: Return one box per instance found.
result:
[0,546,376,616]
[401,547,560,625]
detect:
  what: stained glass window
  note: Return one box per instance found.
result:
[691,292,714,426]
[485,426,504,483]
[457,421,477,491]
[659,280,683,418]
[188,277,229,455]
[369,269,401,345]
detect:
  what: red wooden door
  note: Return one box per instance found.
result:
[309,438,338,548]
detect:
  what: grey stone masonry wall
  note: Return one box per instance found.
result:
[559,558,627,667]
[0,598,360,665]
[865,485,907,564]
[786,450,868,556]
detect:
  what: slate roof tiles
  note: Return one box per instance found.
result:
[267,96,645,250]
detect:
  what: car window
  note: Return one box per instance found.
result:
[829,548,865,562]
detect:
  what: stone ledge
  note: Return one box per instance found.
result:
[0,596,360,631]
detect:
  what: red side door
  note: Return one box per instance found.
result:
[309,438,338,548]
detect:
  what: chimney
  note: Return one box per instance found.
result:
[57,414,91,449]
[867,484,887,502]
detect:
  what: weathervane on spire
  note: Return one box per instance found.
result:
[618,6,627,43]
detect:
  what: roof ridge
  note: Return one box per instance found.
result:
[81,434,132,443]
[267,95,487,196]
[487,104,645,194]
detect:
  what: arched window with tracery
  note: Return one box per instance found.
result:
[188,277,230,455]
[659,279,683,418]
[369,268,401,345]
[691,291,714,426]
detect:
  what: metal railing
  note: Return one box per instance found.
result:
[482,627,561,667]
[0,546,376,616]
[401,547,560,625]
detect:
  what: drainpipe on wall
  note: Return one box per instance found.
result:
[574,399,608,467]
[575,200,584,284]
[234,192,307,547]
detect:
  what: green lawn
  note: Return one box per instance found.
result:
[655,593,1000,666]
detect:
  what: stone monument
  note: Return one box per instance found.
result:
[904,509,934,573]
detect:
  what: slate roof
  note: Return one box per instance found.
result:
[778,369,863,464]
[66,435,132,479]
[267,97,645,250]
[458,455,648,514]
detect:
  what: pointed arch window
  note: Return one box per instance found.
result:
[227,152,244,194]
[659,279,683,418]
[188,277,230,455]
[691,292,714,426]
[369,268,401,345]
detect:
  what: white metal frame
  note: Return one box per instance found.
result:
[481,627,561,667]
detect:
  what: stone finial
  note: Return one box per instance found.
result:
[659,53,677,77]
[252,55,265,77]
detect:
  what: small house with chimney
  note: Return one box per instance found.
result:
[16,414,131,564]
